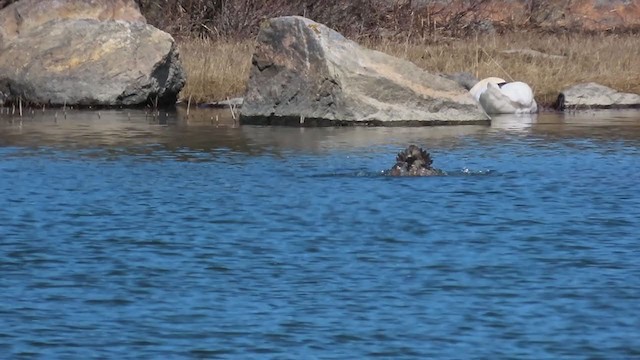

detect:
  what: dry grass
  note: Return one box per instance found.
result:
[368,32,640,107]
[178,38,254,104]
[179,32,640,108]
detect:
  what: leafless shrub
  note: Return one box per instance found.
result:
[136,0,389,40]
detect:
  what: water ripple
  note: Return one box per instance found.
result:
[1,111,640,358]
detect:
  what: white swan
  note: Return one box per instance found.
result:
[469,77,506,101]
[470,77,538,114]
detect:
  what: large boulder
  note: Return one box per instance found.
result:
[0,0,185,107]
[0,0,146,46]
[555,82,640,110]
[240,16,489,126]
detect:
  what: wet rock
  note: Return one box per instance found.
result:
[240,16,489,127]
[388,145,444,176]
[0,0,185,107]
[555,82,640,110]
[200,97,244,109]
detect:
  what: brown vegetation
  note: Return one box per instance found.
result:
[137,0,640,40]
[368,32,640,108]
[136,0,392,40]
[154,0,640,107]
[178,32,640,107]
[179,38,253,104]
[3,0,638,107]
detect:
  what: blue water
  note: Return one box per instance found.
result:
[1,110,640,359]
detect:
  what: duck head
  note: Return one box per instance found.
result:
[389,145,443,176]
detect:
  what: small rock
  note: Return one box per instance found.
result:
[200,97,244,108]
[555,82,640,110]
[501,49,566,60]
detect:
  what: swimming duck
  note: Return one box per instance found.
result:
[389,145,444,176]
[470,77,538,114]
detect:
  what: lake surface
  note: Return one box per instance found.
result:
[1,108,639,359]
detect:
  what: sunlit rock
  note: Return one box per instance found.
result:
[0,0,185,107]
[0,0,146,46]
[555,82,640,110]
[240,16,489,126]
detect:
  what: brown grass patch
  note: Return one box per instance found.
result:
[178,38,254,104]
[179,32,640,108]
[368,32,640,107]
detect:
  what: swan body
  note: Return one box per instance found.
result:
[469,77,506,101]
[470,77,538,114]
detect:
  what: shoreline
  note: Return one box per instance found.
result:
[177,32,640,109]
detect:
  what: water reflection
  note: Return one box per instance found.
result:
[1,107,640,153]
[490,113,538,131]
[0,107,242,152]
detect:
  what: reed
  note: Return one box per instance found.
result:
[367,32,640,107]
[178,38,254,104]
[178,32,640,108]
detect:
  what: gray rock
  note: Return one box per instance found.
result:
[0,0,185,107]
[501,48,566,60]
[240,16,489,126]
[0,0,146,47]
[200,97,244,108]
[555,82,640,110]
[443,72,479,91]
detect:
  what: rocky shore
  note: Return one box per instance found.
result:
[1,0,639,125]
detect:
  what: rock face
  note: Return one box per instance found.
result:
[0,0,146,46]
[443,72,479,91]
[0,0,185,107]
[240,16,489,126]
[555,83,640,110]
